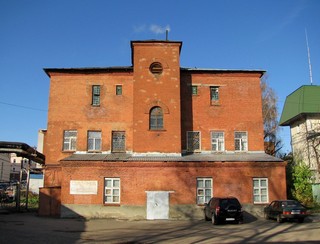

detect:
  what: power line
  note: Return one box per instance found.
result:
[0,101,47,112]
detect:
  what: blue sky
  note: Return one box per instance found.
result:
[0,0,319,153]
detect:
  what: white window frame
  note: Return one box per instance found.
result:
[88,131,102,151]
[253,178,269,204]
[63,130,77,151]
[211,131,225,152]
[187,131,201,152]
[104,178,120,204]
[196,178,212,205]
[235,131,248,151]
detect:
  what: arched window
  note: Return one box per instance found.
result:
[150,106,163,130]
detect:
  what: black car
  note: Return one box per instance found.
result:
[204,197,243,225]
[264,200,308,223]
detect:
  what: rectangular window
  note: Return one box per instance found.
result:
[63,130,77,151]
[192,86,198,95]
[104,178,120,204]
[88,131,102,151]
[112,131,126,152]
[187,131,201,152]
[253,178,268,203]
[92,85,101,106]
[211,131,225,152]
[235,131,248,151]
[210,87,219,102]
[116,85,122,95]
[197,178,212,204]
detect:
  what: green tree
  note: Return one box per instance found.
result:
[291,159,313,205]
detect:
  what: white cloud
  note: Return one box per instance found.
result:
[149,24,171,34]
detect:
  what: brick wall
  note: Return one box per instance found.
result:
[44,41,265,164]
[44,71,134,164]
[181,72,264,152]
[132,42,182,153]
[60,161,286,206]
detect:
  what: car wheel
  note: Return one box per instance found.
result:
[277,214,283,223]
[211,214,218,225]
[204,211,210,221]
[264,212,269,220]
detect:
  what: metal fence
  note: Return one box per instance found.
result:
[0,181,38,212]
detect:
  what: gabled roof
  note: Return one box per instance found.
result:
[280,85,320,126]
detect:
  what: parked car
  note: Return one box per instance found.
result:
[264,200,308,223]
[204,197,243,225]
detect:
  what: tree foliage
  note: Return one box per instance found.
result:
[291,159,313,205]
[261,78,282,155]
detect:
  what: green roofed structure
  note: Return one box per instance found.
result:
[280,85,320,126]
[280,85,320,186]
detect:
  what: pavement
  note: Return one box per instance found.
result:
[0,210,320,243]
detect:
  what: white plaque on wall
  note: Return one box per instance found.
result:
[70,180,98,195]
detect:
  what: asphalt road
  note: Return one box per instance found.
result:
[0,212,320,243]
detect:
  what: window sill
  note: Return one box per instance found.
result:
[62,150,76,153]
[149,129,166,132]
[210,102,220,106]
[104,203,120,207]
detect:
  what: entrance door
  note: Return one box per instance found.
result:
[146,191,169,220]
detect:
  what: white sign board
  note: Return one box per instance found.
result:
[70,180,98,195]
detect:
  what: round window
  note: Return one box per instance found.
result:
[149,62,163,75]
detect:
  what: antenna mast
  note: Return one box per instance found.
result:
[305,29,313,85]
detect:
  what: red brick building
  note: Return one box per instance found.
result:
[39,40,286,219]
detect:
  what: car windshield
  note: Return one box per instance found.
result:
[221,198,240,208]
[281,200,301,207]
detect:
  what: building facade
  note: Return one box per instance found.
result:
[0,153,11,182]
[10,154,42,181]
[280,85,320,184]
[40,40,286,219]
